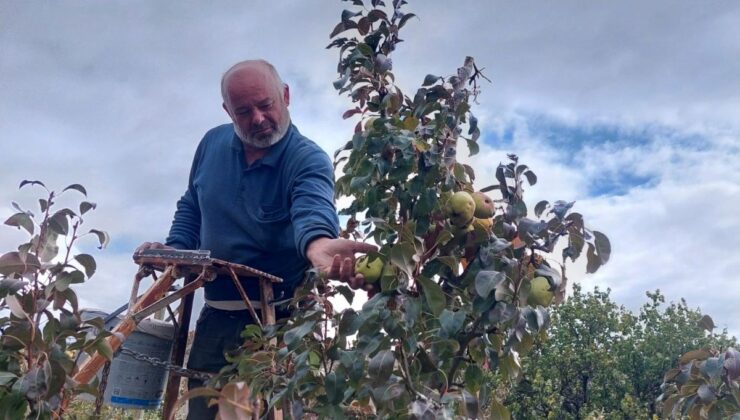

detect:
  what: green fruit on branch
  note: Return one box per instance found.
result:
[447,191,476,227]
[472,191,495,218]
[363,117,379,131]
[472,217,493,233]
[527,276,554,307]
[355,255,384,283]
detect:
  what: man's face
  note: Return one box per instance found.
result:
[223,67,291,149]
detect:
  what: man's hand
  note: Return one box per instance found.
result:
[306,237,378,289]
[134,241,175,255]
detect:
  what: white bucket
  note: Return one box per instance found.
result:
[80,309,176,410]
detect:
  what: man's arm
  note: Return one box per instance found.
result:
[136,140,204,254]
[289,148,377,286]
[164,142,205,250]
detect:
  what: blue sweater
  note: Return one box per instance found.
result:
[165,123,340,301]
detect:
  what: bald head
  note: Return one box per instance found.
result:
[220,59,291,149]
[221,60,285,104]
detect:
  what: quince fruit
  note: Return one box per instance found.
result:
[355,255,384,283]
[472,191,495,218]
[527,276,554,307]
[448,191,475,227]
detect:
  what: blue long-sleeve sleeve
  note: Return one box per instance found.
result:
[165,141,204,250]
[290,148,340,259]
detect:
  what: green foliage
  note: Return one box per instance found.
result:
[0,181,110,419]
[215,0,610,417]
[502,285,736,420]
[657,317,739,419]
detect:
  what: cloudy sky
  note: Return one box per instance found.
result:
[1,1,738,337]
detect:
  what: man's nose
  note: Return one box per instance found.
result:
[252,110,266,126]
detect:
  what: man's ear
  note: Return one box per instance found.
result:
[222,102,231,117]
[283,84,290,106]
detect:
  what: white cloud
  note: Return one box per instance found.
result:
[1,0,738,338]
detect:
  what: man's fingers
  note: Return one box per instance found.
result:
[339,257,353,283]
[352,242,379,254]
[134,241,172,255]
[352,273,366,290]
[328,254,342,278]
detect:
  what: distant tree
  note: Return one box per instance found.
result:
[502,285,736,419]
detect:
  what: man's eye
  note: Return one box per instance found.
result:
[260,103,273,110]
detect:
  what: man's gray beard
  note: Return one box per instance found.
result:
[235,120,290,149]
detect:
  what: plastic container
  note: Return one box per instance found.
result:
[80,309,176,410]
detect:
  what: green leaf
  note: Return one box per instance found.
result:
[283,320,316,347]
[55,270,85,291]
[398,12,417,29]
[89,229,110,249]
[19,180,45,189]
[340,9,361,22]
[74,254,96,278]
[593,230,611,264]
[523,170,537,186]
[697,314,715,331]
[489,398,511,420]
[389,242,416,279]
[679,349,712,364]
[439,309,465,337]
[335,284,354,304]
[0,371,17,386]
[63,184,87,196]
[697,383,716,402]
[534,200,549,218]
[0,251,41,276]
[367,9,387,22]
[95,339,114,360]
[4,212,34,235]
[324,371,345,404]
[47,210,69,235]
[38,231,60,262]
[79,201,96,215]
[422,74,440,86]
[368,349,394,386]
[466,138,480,157]
[475,270,504,298]
[416,275,445,316]
[0,278,26,297]
[464,364,484,393]
[700,357,723,381]
[45,359,67,398]
[586,243,600,274]
[339,309,360,336]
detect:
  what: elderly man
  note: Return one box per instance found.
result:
[137,59,374,418]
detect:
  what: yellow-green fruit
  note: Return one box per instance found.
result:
[472,217,493,232]
[527,276,554,307]
[448,191,476,227]
[364,117,379,131]
[451,222,475,236]
[355,255,384,283]
[472,192,495,218]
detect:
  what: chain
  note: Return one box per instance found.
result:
[117,346,214,382]
[94,360,112,416]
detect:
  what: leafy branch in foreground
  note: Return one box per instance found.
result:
[213,0,611,418]
[0,181,111,419]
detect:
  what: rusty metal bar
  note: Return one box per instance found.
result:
[162,272,199,419]
[227,267,262,329]
[132,269,209,323]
